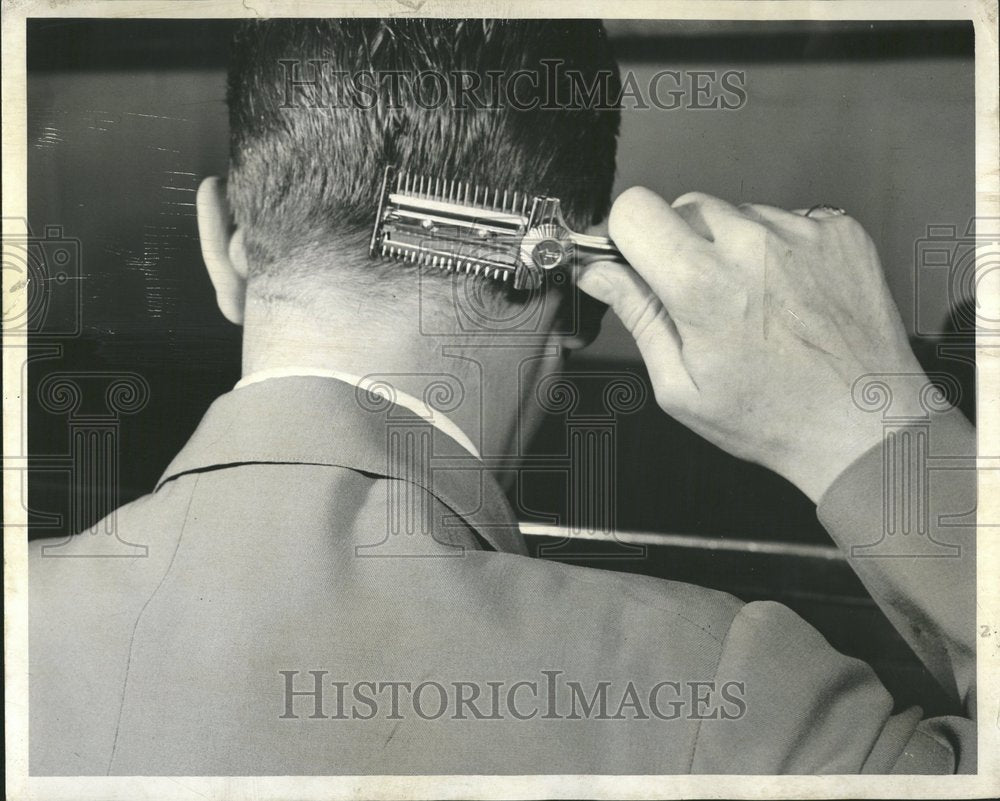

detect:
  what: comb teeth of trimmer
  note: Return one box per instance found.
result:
[394,170,533,217]
[369,165,625,291]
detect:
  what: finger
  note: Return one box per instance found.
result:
[790,205,847,219]
[738,202,821,233]
[607,186,714,302]
[672,191,746,242]
[577,260,697,406]
[740,202,805,222]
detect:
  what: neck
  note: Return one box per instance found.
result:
[242,292,435,380]
[240,289,562,462]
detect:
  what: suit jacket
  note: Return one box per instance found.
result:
[29,376,976,775]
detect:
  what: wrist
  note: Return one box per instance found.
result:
[782,371,939,504]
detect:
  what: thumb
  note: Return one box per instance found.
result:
[577,260,694,406]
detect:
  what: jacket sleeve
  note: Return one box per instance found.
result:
[690,407,976,774]
[815,406,977,772]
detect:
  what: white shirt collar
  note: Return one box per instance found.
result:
[234,366,481,459]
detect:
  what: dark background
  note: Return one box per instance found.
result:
[23,19,977,714]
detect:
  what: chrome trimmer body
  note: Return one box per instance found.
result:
[369,165,625,290]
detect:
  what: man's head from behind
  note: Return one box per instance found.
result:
[198,18,621,338]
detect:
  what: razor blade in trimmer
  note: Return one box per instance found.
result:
[369,165,625,290]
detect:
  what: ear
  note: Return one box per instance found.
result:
[557,218,611,352]
[197,176,248,325]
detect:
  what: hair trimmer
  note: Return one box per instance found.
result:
[369,165,625,290]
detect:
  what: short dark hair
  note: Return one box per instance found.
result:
[226,18,621,283]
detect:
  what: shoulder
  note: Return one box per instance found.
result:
[29,481,192,593]
[435,548,746,659]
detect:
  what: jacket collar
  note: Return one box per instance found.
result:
[157,375,527,556]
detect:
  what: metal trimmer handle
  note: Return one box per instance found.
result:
[567,232,626,265]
